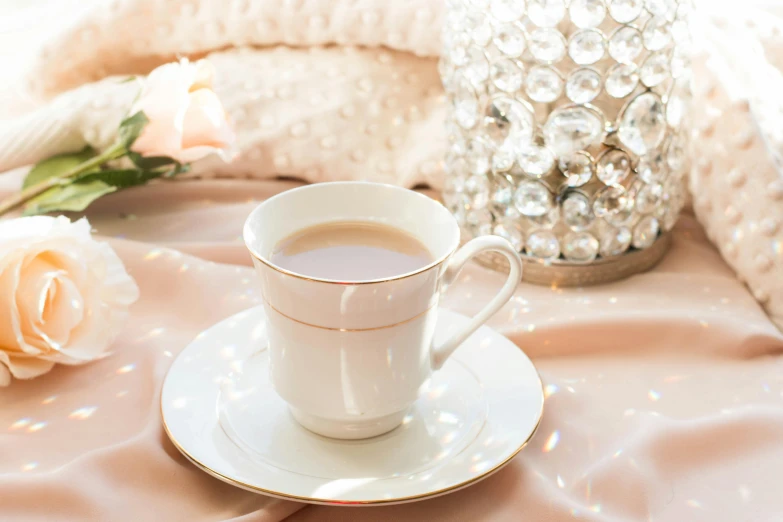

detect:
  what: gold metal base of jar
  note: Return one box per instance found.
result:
[474,233,672,287]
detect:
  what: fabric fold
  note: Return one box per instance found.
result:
[0,180,781,520]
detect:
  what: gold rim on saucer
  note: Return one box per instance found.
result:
[161,374,544,506]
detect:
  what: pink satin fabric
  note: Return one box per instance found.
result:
[1,178,782,521]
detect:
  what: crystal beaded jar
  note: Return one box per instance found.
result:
[440,0,693,285]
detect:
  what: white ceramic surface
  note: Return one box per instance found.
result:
[242,182,523,439]
[161,306,544,505]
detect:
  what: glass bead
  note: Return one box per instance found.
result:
[568,29,605,65]
[526,65,563,103]
[569,0,607,28]
[565,67,602,104]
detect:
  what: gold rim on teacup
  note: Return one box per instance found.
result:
[243,183,461,286]
[261,295,438,332]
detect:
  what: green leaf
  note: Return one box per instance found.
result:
[22,180,116,216]
[21,168,165,216]
[23,147,98,189]
[78,168,162,189]
[119,76,138,84]
[128,152,176,170]
[162,162,190,178]
[118,111,149,148]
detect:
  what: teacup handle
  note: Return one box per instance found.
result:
[431,236,523,369]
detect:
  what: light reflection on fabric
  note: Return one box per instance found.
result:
[542,430,560,453]
[27,421,47,433]
[136,327,166,343]
[143,249,163,261]
[687,499,703,509]
[3,201,781,518]
[69,406,97,420]
[116,364,135,375]
[9,418,31,430]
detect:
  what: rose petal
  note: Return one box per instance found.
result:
[181,89,234,148]
[54,305,116,364]
[51,269,121,365]
[191,59,215,92]
[0,215,63,243]
[131,118,186,161]
[52,243,138,365]
[0,255,28,354]
[130,60,196,159]
[132,60,196,119]
[95,242,140,307]
[129,59,234,163]
[0,219,93,356]
[0,350,55,380]
[16,255,84,351]
[170,145,221,164]
[36,273,85,350]
[0,360,10,386]
[0,216,138,379]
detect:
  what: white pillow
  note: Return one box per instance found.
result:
[690,8,783,329]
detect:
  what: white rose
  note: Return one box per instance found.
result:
[130,58,236,164]
[0,216,139,385]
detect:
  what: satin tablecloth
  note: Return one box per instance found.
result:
[1,177,782,521]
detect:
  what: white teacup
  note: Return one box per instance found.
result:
[243,182,523,439]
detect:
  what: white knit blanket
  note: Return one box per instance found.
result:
[0,0,782,329]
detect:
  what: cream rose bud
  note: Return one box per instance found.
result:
[130,58,236,164]
[0,217,139,386]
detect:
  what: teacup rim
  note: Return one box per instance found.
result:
[243,181,461,285]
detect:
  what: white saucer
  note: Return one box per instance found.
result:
[161,307,543,505]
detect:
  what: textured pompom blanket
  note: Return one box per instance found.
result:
[1,0,783,329]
